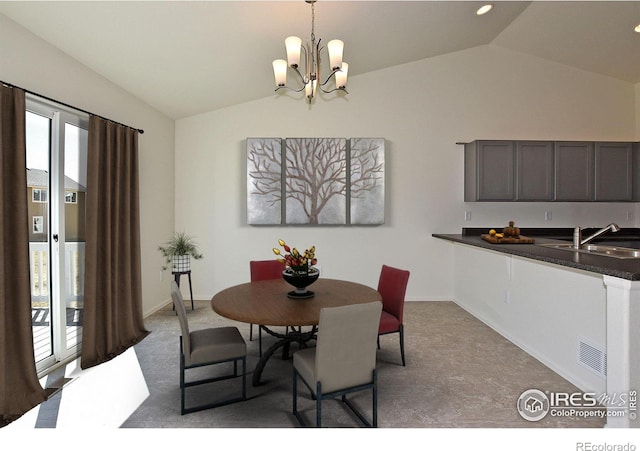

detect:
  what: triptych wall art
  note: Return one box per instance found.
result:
[247,137,385,225]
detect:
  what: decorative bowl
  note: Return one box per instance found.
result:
[282,268,319,298]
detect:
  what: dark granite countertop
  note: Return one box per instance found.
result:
[433,228,640,281]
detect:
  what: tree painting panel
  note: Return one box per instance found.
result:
[285,138,347,224]
[350,138,385,224]
[247,138,282,225]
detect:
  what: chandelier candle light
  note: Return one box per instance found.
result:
[272,0,349,103]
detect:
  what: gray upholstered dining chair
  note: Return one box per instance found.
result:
[171,281,247,415]
[292,301,382,427]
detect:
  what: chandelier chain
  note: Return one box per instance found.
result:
[311,1,316,43]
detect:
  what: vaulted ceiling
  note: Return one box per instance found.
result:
[1,1,638,119]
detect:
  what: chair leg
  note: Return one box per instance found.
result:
[341,379,377,427]
[181,356,247,414]
[373,370,378,427]
[316,381,322,428]
[241,356,247,400]
[292,366,298,419]
[399,324,406,366]
[249,323,253,341]
[378,329,405,366]
[293,366,308,427]
[259,326,263,357]
[180,357,185,415]
[180,351,186,415]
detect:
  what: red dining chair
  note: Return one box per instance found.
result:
[377,264,410,366]
[250,259,286,356]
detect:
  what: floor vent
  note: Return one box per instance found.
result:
[578,337,607,378]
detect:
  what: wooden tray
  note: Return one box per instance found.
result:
[481,234,535,244]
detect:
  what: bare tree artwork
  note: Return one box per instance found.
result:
[247,137,385,225]
[350,138,385,224]
[285,138,347,225]
[247,138,282,224]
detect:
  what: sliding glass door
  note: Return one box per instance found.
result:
[26,97,88,374]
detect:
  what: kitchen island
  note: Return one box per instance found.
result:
[433,231,640,280]
[434,230,640,428]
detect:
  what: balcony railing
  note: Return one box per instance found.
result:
[30,242,84,363]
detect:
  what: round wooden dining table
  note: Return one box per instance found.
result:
[211,278,382,385]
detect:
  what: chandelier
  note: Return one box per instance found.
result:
[272,0,348,103]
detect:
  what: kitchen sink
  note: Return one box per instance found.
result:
[540,243,640,259]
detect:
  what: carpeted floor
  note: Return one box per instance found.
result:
[121,300,605,428]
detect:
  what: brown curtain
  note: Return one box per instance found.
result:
[81,115,149,370]
[0,86,47,426]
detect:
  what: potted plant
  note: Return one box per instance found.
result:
[158,232,203,273]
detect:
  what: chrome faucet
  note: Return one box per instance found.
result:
[572,223,620,249]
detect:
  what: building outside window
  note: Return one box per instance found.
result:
[32,188,47,203]
[65,191,77,204]
[33,216,44,234]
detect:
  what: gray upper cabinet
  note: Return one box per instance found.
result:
[516,141,554,201]
[464,140,638,202]
[464,141,514,201]
[594,142,633,201]
[554,141,594,201]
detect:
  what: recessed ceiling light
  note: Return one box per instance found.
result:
[476,4,493,16]
[635,23,640,33]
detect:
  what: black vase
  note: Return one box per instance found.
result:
[282,267,319,298]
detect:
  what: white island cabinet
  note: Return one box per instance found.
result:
[450,241,640,428]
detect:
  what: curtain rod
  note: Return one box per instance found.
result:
[1,79,144,134]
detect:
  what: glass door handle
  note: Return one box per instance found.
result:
[53,234,59,242]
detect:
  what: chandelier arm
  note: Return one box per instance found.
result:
[291,64,308,86]
[275,53,310,93]
[319,68,342,87]
[275,85,307,94]
[318,86,349,95]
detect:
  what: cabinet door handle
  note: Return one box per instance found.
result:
[52,234,59,242]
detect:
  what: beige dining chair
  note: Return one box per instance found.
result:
[292,301,382,427]
[171,281,247,414]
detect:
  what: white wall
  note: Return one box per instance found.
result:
[452,243,607,394]
[0,14,175,315]
[175,44,636,303]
